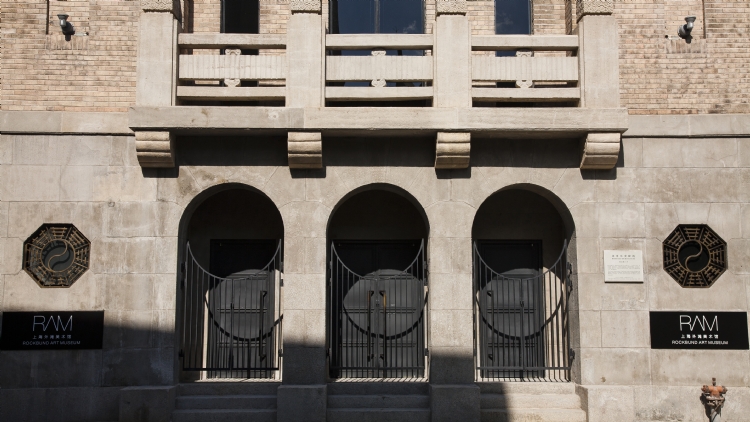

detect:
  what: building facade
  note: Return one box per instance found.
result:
[1,0,749,421]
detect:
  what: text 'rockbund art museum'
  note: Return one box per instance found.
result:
[0,0,749,421]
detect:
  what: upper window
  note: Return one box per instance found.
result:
[222,0,259,34]
[495,0,532,35]
[330,0,424,34]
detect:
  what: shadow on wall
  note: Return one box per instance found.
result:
[165,135,608,170]
[0,321,175,422]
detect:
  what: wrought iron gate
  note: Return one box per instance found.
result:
[474,240,572,381]
[180,242,282,379]
[328,241,427,379]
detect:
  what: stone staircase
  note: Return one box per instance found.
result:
[327,383,431,422]
[171,382,279,422]
[479,382,587,422]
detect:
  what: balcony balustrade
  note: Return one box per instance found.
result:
[132,1,626,170]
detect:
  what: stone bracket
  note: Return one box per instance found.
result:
[576,0,614,22]
[435,132,471,169]
[436,0,468,15]
[288,132,323,169]
[290,0,322,14]
[136,131,175,168]
[580,132,620,170]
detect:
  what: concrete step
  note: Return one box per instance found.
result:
[481,408,587,422]
[327,408,430,422]
[477,382,576,395]
[327,382,429,396]
[481,393,581,410]
[328,394,430,409]
[172,409,276,422]
[177,382,279,396]
[176,395,276,410]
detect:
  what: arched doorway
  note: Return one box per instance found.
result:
[472,186,575,382]
[178,185,283,381]
[327,186,429,380]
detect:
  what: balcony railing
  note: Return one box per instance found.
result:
[470,35,579,104]
[325,34,434,103]
[177,34,287,102]
[172,33,583,107]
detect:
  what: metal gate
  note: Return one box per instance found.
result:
[474,240,572,381]
[179,242,282,379]
[328,241,427,379]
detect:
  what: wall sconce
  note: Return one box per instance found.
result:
[57,14,76,39]
[678,16,696,42]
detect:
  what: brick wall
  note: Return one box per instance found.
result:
[616,0,750,114]
[1,0,138,112]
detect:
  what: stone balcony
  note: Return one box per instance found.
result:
[131,0,626,170]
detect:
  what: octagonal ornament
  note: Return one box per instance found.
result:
[663,224,727,288]
[23,224,91,288]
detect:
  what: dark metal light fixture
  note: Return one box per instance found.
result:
[57,14,76,38]
[678,16,696,41]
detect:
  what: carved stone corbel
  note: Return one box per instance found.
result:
[288,132,323,169]
[435,132,470,169]
[290,0,322,14]
[136,131,175,168]
[580,132,620,170]
[436,0,467,15]
[576,0,613,21]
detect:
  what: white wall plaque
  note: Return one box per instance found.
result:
[604,250,644,282]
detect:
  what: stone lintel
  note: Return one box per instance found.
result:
[576,0,614,22]
[288,132,323,169]
[580,132,620,170]
[436,0,468,16]
[290,0,322,14]
[435,132,471,169]
[135,131,175,168]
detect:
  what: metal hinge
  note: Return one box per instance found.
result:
[424,348,429,357]
[569,348,576,362]
[278,349,284,357]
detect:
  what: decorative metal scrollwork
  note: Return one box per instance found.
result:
[663,224,726,288]
[23,224,91,288]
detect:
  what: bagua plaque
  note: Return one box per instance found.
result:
[23,224,91,288]
[663,224,727,288]
[650,311,749,350]
[0,311,104,350]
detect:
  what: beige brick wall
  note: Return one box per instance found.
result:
[617,0,750,114]
[1,0,138,112]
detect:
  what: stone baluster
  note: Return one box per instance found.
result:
[577,0,622,170]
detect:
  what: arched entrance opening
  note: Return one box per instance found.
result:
[472,186,575,382]
[327,185,429,380]
[178,185,283,381]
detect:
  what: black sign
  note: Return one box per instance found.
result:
[0,311,104,350]
[650,311,749,350]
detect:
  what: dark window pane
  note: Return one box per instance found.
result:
[495,0,531,35]
[223,0,259,34]
[330,0,423,34]
[331,0,376,34]
[380,0,423,34]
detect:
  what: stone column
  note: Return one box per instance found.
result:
[135,0,179,168]
[278,6,327,421]
[434,0,472,170]
[428,201,480,421]
[285,0,325,169]
[577,0,622,170]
